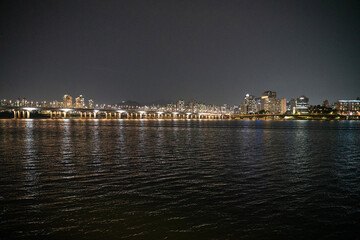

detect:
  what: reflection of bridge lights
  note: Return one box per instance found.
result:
[23,108,37,111]
[60,109,72,112]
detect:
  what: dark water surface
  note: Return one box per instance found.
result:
[0,119,360,239]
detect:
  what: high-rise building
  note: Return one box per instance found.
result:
[260,91,277,112]
[255,97,261,113]
[15,98,21,107]
[289,98,296,114]
[88,99,94,109]
[337,100,360,114]
[295,95,309,113]
[75,95,85,108]
[280,98,287,114]
[220,104,227,113]
[176,100,185,112]
[21,98,28,106]
[63,94,73,108]
[262,91,277,99]
[244,94,257,114]
[188,100,199,113]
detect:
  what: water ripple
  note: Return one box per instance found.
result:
[0,119,360,239]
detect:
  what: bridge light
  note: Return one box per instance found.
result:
[117,110,126,113]
[60,108,72,112]
[172,112,179,114]
[94,110,99,113]
[23,107,37,111]
[138,111,146,114]
[157,112,164,114]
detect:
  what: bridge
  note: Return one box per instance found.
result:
[0,106,230,119]
[1,106,358,120]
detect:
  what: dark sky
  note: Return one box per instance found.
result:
[1,0,360,105]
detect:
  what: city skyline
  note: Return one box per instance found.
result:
[2,91,360,117]
[1,1,360,105]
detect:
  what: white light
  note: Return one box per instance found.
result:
[186,112,191,115]
[60,109,72,112]
[172,112,179,114]
[117,110,126,113]
[23,107,37,111]
[157,112,164,114]
[94,110,99,113]
[138,111,146,114]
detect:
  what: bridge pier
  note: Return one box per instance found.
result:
[14,110,29,119]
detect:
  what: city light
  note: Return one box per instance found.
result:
[23,108,37,111]
[1,92,359,120]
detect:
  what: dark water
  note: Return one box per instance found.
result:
[0,119,360,239]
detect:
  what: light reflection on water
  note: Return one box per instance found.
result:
[0,119,359,239]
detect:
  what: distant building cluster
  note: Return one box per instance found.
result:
[140,99,230,114]
[0,94,97,109]
[237,91,309,115]
[1,93,359,116]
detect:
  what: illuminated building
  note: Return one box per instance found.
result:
[337,100,360,114]
[295,95,309,113]
[289,99,296,114]
[63,94,73,108]
[244,94,257,114]
[75,95,85,108]
[280,98,287,114]
[188,100,199,113]
[88,99,94,109]
[260,91,276,112]
[176,100,185,111]
[15,98,21,107]
[21,98,28,106]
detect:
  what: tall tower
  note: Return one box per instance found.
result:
[75,95,85,108]
[63,94,73,108]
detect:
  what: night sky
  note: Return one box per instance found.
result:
[1,0,360,105]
